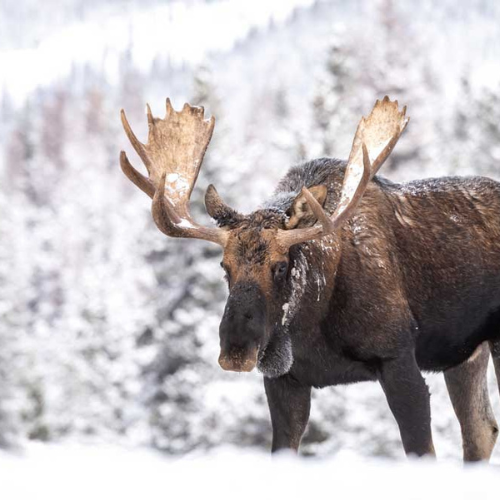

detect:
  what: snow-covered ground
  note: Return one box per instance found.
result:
[1,444,499,500]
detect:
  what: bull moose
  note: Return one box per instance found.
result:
[119,97,500,461]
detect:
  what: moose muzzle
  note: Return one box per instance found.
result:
[218,281,267,372]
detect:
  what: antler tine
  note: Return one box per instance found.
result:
[277,97,408,249]
[166,97,174,116]
[121,109,151,170]
[120,151,156,198]
[119,100,228,247]
[300,186,335,233]
[146,103,154,127]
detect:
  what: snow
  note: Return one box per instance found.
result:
[281,302,290,325]
[166,173,179,183]
[337,163,364,211]
[177,218,196,229]
[165,174,190,197]
[282,251,308,328]
[0,444,499,500]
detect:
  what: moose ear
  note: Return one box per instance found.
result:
[285,185,328,229]
[205,184,243,228]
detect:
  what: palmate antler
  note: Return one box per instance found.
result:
[120,96,408,250]
[277,96,409,249]
[120,99,228,246]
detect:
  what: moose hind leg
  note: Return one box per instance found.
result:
[444,342,498,462]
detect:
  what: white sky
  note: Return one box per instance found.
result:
[0,0,315,104]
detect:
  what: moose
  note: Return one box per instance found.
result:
[120,97,500,461]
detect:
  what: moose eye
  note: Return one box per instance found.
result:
[273,261,288,281]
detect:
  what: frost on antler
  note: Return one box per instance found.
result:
[119,99,227,246]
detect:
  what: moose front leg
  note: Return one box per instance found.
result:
[379,351,435,457]
[264,375,311,453]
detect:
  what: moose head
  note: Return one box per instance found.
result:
[120,97,408,376]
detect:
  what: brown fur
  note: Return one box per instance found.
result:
[214,160,500,459]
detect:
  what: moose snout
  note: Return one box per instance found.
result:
[218,348,259,372]
[218,282,266,372]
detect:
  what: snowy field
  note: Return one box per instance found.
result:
[1,444,500,500]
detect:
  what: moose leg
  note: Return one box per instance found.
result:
[379,351,435,457]
[444,342,498,462]
[264,375,311,453]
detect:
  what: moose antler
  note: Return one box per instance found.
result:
[277,96,409,248]
[120,99,228,246]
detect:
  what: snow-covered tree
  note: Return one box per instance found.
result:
[445,75,500,178]
[311,0,441,179]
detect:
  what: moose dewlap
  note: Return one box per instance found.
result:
[120,97,500,461]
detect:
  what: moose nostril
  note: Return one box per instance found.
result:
[243,312,253,321]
